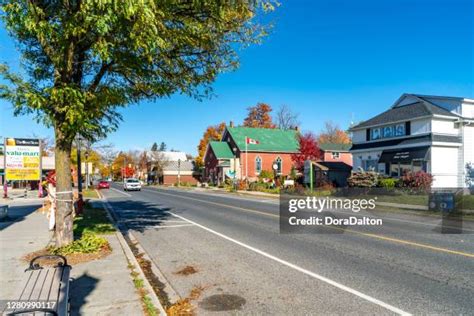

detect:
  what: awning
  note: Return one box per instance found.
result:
[378,146,429,163]
[217,161,231,168]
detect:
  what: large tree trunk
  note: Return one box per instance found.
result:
[54,128,74,247]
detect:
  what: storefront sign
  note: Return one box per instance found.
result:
[4,138,41,181]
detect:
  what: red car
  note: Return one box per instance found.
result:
[97,180,110,189]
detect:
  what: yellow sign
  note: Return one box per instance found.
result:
[5,138,41,181]
[6,169,41,181]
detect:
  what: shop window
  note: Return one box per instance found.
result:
[364,159,378,171]
[412,160,423,173]
[390,163,400,177]
[400,162,411,176]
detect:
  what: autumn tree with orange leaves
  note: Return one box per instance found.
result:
[243,103,276,128]
[196,122,227,167]
[317,121,351,144]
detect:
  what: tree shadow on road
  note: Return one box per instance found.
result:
[106,200,178,233]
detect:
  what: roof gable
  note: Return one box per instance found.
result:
[163,160,196,171]
[209,141,234,159]
[225,127,299,153]
[147,151,187,162]
[352,97,459,130]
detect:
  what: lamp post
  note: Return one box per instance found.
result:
[84,150,89,190]
[272,163,278,188]
[122,158,126,182]
[232,147,237,191]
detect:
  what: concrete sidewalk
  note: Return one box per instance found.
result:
[0,200,144,316]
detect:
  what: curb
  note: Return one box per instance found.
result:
[124,229,181,304]
[96,189,169,316]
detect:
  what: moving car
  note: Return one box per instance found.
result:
[97,180,110,189]
[123,178,142,191]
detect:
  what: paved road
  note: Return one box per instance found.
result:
[102,184,474,315]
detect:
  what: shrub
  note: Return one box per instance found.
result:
[258,170,274,181]
[290,167,298,181]
[378,178,398,189]
[175,181,192,187]
[400,171,433,192]
[237,180,247,190]
[466,163,474,189]
[249,182,271,192]
[50,232,109,255]
[347,171,380,188]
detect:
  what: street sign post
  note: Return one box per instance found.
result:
[303,160,313,192]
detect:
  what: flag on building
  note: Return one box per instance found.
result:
[246,137,260,145]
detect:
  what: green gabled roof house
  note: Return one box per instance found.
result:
[203,124,299,184]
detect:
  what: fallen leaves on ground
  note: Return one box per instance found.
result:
[22,246,111,266]
[174,265,198,276]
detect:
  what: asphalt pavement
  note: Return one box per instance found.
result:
[102,184,474,315]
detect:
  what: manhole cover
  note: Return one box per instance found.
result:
[199,294,246,311]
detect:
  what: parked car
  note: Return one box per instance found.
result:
[97,180,110,189]
[123,178,142,191]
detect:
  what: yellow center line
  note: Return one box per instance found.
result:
[150,189,474,259]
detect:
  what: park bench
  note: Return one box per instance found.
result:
[5,255,72,316]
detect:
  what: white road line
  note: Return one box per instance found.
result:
[153,224,195,228]
[110,187,132,197]
[169,211,411,316]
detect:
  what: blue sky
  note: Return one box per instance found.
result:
[1,0,472,155]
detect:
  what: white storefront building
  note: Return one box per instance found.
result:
[350,94,474,188]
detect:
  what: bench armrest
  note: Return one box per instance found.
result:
[27,255,68,271]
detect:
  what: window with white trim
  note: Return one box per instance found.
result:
[255,156,262,174]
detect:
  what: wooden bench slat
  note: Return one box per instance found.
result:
[36,268,55,301]
[16,270,35,301]
[46,267,62,303]
[27,268,53,302]
[56,267,71,316]
[18,270,41,301]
